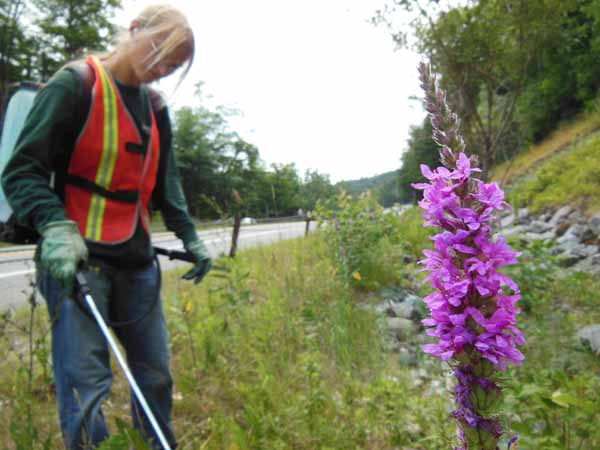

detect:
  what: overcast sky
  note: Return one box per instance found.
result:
[115,0,425,183]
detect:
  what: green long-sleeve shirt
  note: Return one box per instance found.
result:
[1,65,198,268]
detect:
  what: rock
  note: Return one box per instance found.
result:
[570,257,600,276]
[517,208,530,224]
[389,294,424,321]
[549,246,564,256]
[577,324,600,355]
[379,286,406,302]
[387,317,415,339]
[523,231,555,242]
[557,224,586,243]
[500,214,516,228]
[527,220,553,234]
[497,225,527,239]
[558,244,598,267]
[552,235,581,255]
[580,227,598,243]
[533,420,547,434]
[398,347,418,366]
[570,210,588,226]
[415,333,431,346]
[572,244,597,257]
[558,253,582,267]
[548,205,573,227]
[374,300,391,316]
[590,212,600,235]
[555,222,571,237]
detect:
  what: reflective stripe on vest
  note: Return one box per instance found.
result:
[87,56,119,239]
[65,55,160,244]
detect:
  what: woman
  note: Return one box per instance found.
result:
[1,5,209,449]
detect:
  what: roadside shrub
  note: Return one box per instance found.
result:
[315,191,405,290]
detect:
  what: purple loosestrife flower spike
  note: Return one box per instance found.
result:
[413,62,524,450]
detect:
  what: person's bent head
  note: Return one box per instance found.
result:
[113,4,194,86]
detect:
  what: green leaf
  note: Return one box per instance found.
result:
[550,390,593,411]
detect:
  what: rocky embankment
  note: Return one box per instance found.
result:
[372,204,600,365]
[497,205,600,274]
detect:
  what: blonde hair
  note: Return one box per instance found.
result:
[117,4,195,89]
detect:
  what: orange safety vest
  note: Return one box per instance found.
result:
[64,55,160,244]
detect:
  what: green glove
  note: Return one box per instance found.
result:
[182,239,212,284]
[39,220,88,296]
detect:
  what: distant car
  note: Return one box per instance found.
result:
[241,217,257,225]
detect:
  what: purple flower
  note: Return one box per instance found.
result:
[452,153,481,180]
[415,62,524,450]
[473,180,508,211]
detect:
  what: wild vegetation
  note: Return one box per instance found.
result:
[1,187,600,448]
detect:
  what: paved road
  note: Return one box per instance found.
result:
[0,221,311,311]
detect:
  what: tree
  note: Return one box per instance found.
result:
[375,174,401,207]
[378,0,580,175]
[271,163,302,217]
[298,169,336,212]
[172,84,267,227]
[172,105,224,218]
[212,138,262,257]
[0,0,29,122]
[31,0,122,80]
[256,163,301,218]
[516,0,600,142]
[398,118,439,203]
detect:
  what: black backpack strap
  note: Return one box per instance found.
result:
[148,87,167,114]
[65,174,139,203]
[63,60,94,117]
[64,60,94,93]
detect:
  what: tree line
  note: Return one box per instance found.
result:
[376,0,600,203]
[170,88,341,220]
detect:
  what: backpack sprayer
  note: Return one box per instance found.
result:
[75,246,193,450]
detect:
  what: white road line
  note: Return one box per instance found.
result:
[1,229,298,279]
[0,269,35,279]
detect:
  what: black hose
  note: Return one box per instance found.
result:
[75,255,162,329]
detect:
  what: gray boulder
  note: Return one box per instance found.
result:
[389,294,425,321]
[500,214,516,228]
[498,225,527,239]
[577,325,600,355]
[548,205,573,227]
[590,212,600,235]
[558,244,598,267]
[517,208,530,224]
[527,220,554,234]
[557,224,586,243]
[523,231,555,242]
[387,317,415,339]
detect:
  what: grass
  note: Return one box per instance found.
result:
[501,241,600,449]
[159,234,455,449]
[0,232,455,449]
[1,207,600,449]
[490,108,600,187]
[506,134,600,215]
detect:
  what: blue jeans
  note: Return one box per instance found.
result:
[39,259,177,450]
